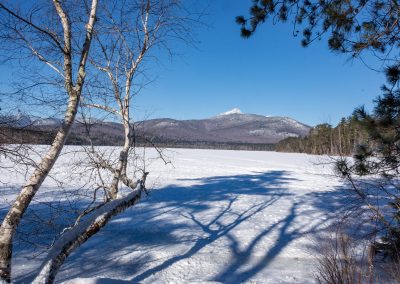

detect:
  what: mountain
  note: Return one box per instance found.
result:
[1,109,311,147]
[32,118,63,127]
[136,108,311,144]
[0,113,32,128]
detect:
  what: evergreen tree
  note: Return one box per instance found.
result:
[237,0,400,58]
[239,0,400,265]
[336,69,400,259]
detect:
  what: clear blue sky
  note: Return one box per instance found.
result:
[0,1,385,127]
[133,0,385,126]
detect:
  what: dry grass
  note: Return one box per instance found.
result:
[316,230,400,284]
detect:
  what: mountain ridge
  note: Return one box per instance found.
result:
[1,109,311,145]
[136,108,311,144]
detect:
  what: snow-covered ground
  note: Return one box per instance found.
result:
[1,148,351,283]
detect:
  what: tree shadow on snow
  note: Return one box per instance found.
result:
[51,170,294,282]
[11,170,351,283]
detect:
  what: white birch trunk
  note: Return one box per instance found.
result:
[0,95,79,282]
[0,0,98,281]
[109,115,132,199]
[33,180,144,284]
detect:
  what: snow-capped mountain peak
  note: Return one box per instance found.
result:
[218,108,243,116]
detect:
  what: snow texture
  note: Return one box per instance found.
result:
[33,187,142,284]
[218,108,243,116]
[1,147,348,283]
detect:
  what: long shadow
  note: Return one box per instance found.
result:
[214,202,300,283]
[128,173,349,283]
[305,183,382,242]
[211,183,357,283]
[10,170,352,283]
[131,197,280,282]
[55,170,295,283]
[128,171,296,282]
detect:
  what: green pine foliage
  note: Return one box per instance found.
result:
[239,0,400,58]
[278,77,400,260]
[240,0,400,268]
[336,78,400,261]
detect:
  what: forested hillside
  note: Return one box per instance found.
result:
[276,116,368,156]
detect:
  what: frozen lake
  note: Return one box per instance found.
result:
[1,147,349,283]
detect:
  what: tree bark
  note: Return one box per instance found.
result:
[33,178,145,284]
[109,116,131,199]
[0,95,79,282]
[0,0,98,281]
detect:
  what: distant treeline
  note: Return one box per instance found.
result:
[276,117,368,156]
[2,118,370,155]
[137,137,276,151]
[0,126,276,151]
[0,126,123,146]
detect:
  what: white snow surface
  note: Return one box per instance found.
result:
[218,108,243,116]
[0,147,348,284]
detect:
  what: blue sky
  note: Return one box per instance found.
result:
[133,0,385,126]
[0,1,385,127]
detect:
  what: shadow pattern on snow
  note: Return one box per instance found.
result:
[10,170,349,283]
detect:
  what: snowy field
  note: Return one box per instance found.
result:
[0,147,351,283]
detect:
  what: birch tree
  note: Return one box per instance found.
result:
[83,0,191,199]
[31,0,194,282]
[0,1,98,282]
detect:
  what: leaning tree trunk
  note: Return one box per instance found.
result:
[33,178,146,284]
[0,0,98,280]
[0,95,79,282]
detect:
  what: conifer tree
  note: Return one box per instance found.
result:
[336,67,400,259]
[239,0,400,260]
[238,0,400,59]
